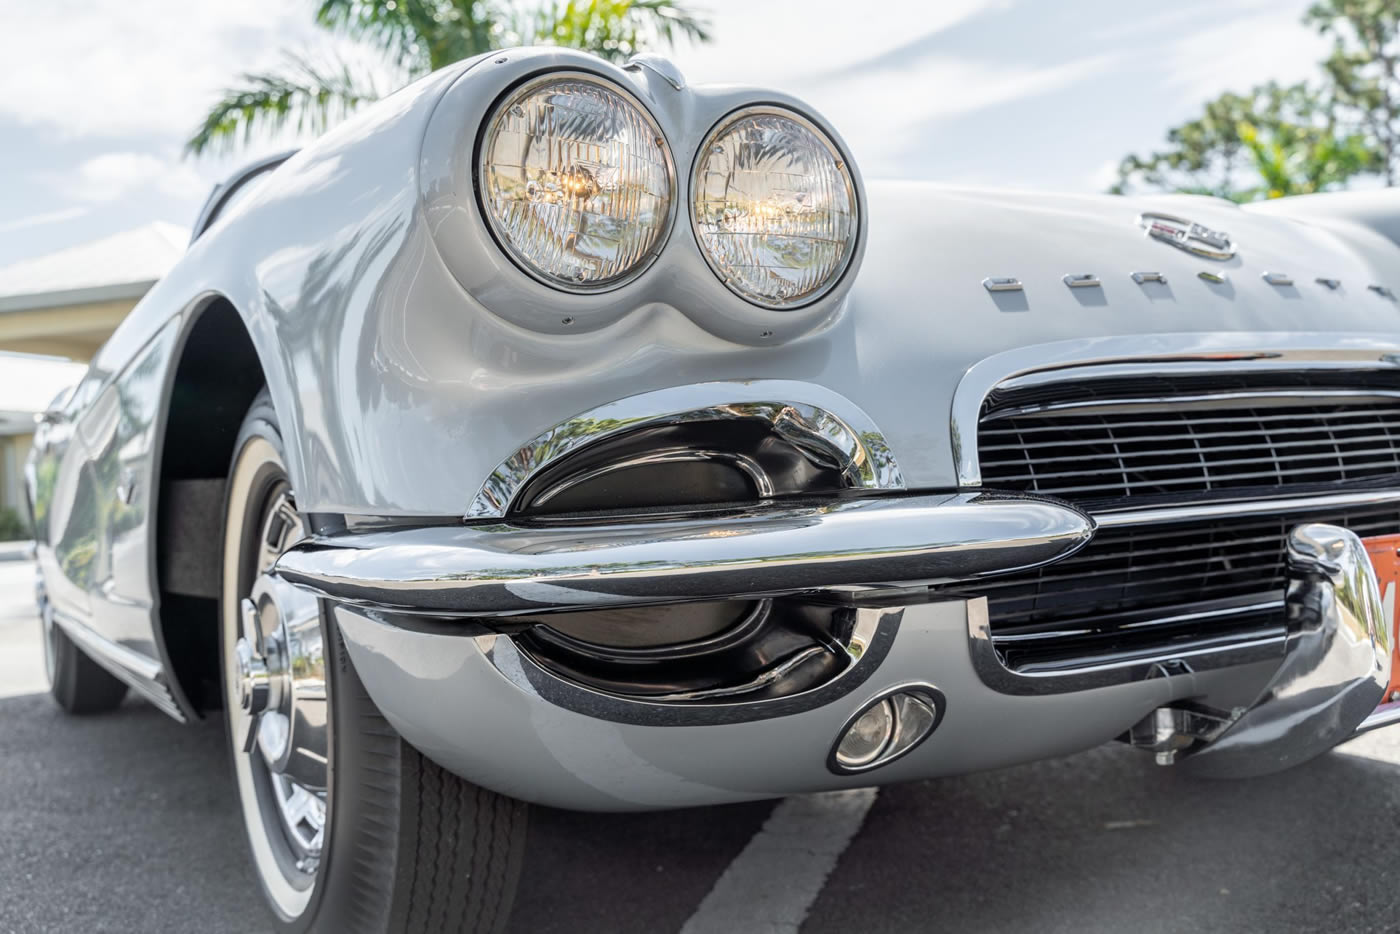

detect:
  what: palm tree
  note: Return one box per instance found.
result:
[186,0,710,156]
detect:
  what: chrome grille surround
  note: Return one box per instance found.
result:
[953,333,1400,690]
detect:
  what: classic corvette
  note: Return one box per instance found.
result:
[22,45,1400,932]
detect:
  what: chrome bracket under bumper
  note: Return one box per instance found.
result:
[273,493,1092,617]
[1161,523,1392,778]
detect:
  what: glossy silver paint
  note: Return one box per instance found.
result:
[332,599,1279,810]
[273,493,1094,616]
[21,45,1400,808]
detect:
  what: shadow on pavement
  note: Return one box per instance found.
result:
[4,687,1400,934]
[807,743,1400,934]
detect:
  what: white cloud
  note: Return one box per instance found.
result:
[54,152,206,203]
[669,0,1011,87]
[0,207,88,234]
[0,0,318,138]
[1163,5,1328,105]
[809,53,1123,171]
[1086,158,1122,193]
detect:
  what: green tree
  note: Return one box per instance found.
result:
[187,0,710,156]
[1307,0,1400,185]
[1112,82,1377,201]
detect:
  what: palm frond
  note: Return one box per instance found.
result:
[519,0,712,63]
[315,0,497,73]
[185,54,380,157]
[628,0,711,46]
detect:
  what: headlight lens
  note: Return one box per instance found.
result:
[692,108,858,309]
[479,74,674,290]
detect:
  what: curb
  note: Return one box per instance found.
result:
[0,541,35,563]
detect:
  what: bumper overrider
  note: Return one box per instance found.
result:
[273,495,1394,810]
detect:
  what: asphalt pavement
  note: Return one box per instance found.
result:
[3,558,1400,933]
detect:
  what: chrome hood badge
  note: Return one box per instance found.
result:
[1138,212,1235,261]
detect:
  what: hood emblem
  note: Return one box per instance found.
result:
[1138,212,1235,261]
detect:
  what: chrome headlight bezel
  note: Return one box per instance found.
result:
[475,70,678,294]
[689,105,861,311]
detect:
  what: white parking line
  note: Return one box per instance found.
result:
[679,788,878,934]
[0,560,47,699]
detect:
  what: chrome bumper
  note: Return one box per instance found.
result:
[1145,523,1392,778]
[279,499,1400,808]
[274,493,1093,616]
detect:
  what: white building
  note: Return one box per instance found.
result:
[0,222,187,527]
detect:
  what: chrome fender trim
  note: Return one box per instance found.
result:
[478,607,901,726]
[1181,523,1391,778]
[465,380,905,519]
[275,493,1093,617]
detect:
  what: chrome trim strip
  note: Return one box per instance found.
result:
[479,607,902,726]
[1093,489,1400,528]
[1063,274,1100,289]
[50,609,186,721]
[982,277,1023,292]
[990,600,1284,646]
[979,388,1400,421]
[1356,700,1400,735]
[952,332,1400,486]
[966,597,1286,696]
[277,493,1093,617]
[466,380,905,519]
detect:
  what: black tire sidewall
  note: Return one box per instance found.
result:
[223,390,526,934]
[221,392,400,934]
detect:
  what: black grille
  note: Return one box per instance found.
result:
[961,503,1400,672]
[980,399,1400,505]
[971,370,1400,674]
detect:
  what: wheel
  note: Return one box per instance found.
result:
[220,390,527,933]
[42,598,128,713]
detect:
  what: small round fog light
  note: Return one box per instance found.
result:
[829,687,945,775]
[834,699,895,770]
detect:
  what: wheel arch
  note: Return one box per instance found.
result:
[153,293,272,713]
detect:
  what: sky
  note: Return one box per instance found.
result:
[0,0,1332,269]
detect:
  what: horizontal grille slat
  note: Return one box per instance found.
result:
[981,432,1400,453]
[959,504,1400,629]
[971,370,1400,673]
[980,394,1400,503]
[980,406,1400,432]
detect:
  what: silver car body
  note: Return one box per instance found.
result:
[26,47,1400,809]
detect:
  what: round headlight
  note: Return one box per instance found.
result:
[478,73,675,291]
[692,108,858,309]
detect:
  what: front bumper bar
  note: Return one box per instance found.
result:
[274,493,1093,616]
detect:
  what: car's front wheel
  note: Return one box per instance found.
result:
[220,390,527,933]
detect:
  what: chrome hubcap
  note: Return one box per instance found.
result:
[229,486,328,872]
[235,632,270,716]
